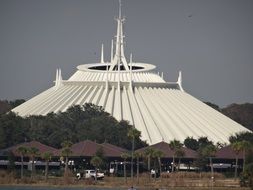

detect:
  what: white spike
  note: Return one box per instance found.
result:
[101,44,104,63]
[55,69,59,87]
[56,68,62,89]
[111,39,114,62]
[130,55,133,89]
[130,53,133,63]
[59,68,62,81]
[177,70,184,91]
[106,62,109,90]
[177,71,182,84]
[161,72,164,79]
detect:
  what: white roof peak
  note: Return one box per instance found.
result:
[177,70,184,92]
[100,44,104,63]
[109,0,129,71]
[55,68,63,90]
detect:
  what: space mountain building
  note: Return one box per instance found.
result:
[12,2,250,145]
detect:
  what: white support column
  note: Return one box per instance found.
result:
[111,39,113,63]
[129,53,133,90]
[106,63,109,90]
[55,69,59,88]
[101,44,104,63]
[177,70,184,92]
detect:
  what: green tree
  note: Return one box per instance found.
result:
[244,147,253,189]
[90,156,103,183]
[17,146,28,179]
[127,127,141,184]
[9,99,26,108]
[134,151,142,184]
[95,147,106,170]
[169,140,183,172]
[175,149,185,171]
[240,140,251,172]
[144,148,155,171]
[0,112,29,149]
[42,152,53,180]
[184,137,199,151]
[198,137,213,149]
[0,103,147,151]
[28,147,40,179]
[202,144,217,178]
[153,149,164,175]
[7,151,15,173]
[229,131,253,144]
[121,152,130,184]
[231,142,242,179]
[204,102,221,112]
[61,140,73,177]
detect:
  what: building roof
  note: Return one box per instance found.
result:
[11,1,250,145]
[101,142,128,153]
[1,141,58,157]
[215,145,244,159]
[64,140,127,157]
[136,141,198,159]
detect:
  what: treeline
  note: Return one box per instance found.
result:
[204,102,253,131]
[0,99,25,115]
[0,103,147,150]
[0,100,252,150]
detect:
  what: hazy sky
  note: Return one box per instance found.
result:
[0,0,253,107]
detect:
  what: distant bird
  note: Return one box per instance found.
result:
[188,14,193,18]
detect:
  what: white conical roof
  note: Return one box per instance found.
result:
[12,1,250,145]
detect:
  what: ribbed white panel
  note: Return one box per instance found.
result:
[68,70,165,83]
[126,87,152,143]
[134,87,163,144]
[13,87,54,116]
[12,71,250,144]
[105,86,115,115]
[121,86,133,124]
[113,85,122,121]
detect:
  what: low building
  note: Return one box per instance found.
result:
[0,141,60,169]
[136,141,198,172]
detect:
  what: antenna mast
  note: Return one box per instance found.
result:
[109,0,129,71]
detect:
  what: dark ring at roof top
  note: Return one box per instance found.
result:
[89,65,144,71]
[77,63,156,73]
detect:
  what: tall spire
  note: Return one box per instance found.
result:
[109,0,129,71]
[111,39,114,62]
[100,44,104,63]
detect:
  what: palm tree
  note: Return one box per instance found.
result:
[90,156,103,183]
[231,142,242,179]
[134,151,142,184]
[175,149,185,171]
[61,140,73,177]
[28,147,39,179]
[202,144,217,178]
[121,152,130,184]
[240,140,251,173]
[127,127,141,184]
[42,152,53,180]
[169,140,182,172]
[17,146,28,179]
[144,148,155,172]
[153,149,164,175]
